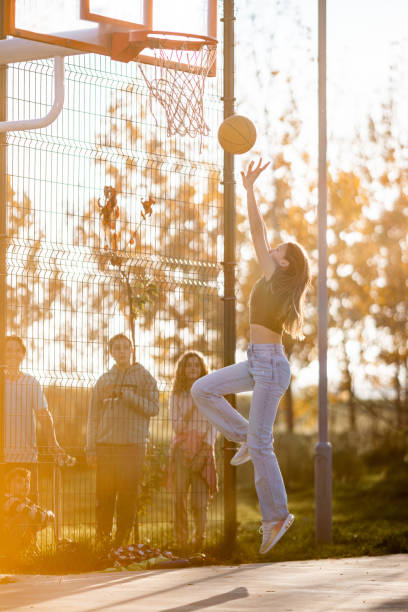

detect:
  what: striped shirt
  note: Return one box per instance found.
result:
[5,374,49,463]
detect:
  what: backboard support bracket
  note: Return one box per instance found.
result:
[0,55,64,132]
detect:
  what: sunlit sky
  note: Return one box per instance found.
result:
[236,0,408,164]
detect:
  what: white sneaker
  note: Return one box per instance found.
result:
[259,514,295,554]
[230,442,251,466]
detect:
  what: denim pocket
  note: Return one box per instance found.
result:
[248,357,274,384]
[276,359,291,391]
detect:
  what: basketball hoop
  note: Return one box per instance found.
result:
[113,30,217,146]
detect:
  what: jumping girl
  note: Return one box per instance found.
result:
[191,159,311,554]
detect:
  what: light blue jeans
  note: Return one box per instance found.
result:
[191,343,291,522]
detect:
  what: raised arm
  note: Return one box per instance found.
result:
[241,159,277,280]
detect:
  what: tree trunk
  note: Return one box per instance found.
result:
[404,357,408,429]
[124,273,136,364]
[342,338,356,431]
[394,362,402,428]
[346,369,356,431]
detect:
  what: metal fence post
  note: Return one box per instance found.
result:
[315,0,332,544]
[222,0,237,550]
[0,0,8,477]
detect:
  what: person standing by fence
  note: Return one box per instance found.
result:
[168,351,218,551]
[86,333,159,547]
[2,335,67,503]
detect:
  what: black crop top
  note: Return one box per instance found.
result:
[249,276,284,335]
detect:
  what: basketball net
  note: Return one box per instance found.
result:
[138,42,217,147]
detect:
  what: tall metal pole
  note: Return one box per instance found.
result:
[0,0,8,480]
[222,0,237,549]
[315,0,332,544]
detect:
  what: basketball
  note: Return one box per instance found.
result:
[217,115,257,154]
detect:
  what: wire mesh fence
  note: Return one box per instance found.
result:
[1,29,226,565]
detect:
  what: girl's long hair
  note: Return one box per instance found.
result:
[171,351,209,395]
[270,241,312,340]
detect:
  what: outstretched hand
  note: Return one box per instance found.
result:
[241,158,270,190]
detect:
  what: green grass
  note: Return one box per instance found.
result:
[210,464,408,564]
[2,442,407,573]
[36,464,408,573]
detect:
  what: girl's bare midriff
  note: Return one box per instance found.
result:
[250,323,283,345]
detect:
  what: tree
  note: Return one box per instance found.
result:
[357,98,408,430]
[326,169,373,430]
[94,185,158,360]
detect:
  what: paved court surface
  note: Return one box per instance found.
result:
[1,554,407,611]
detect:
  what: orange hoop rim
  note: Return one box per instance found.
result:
[111,29,217,73]
[129,29,218,52]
